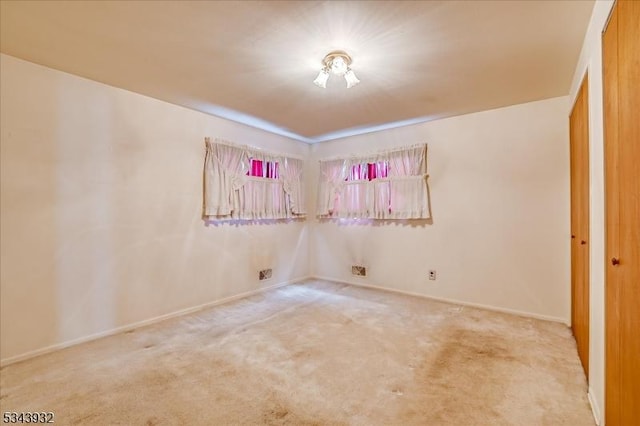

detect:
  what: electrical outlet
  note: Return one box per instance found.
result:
[352,265,366,276]
[259,268,272,280]
[429,270,437,280]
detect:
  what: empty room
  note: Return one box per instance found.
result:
[0,1,638,425]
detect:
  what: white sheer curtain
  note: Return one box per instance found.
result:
[203,138,306,220]
[282,157,306,215]
[382,144,429,219]
[317,159,349,216]
[316,144,430,220]
[203,140,248,217]
[341,177,370,218]
[240,150,286,219]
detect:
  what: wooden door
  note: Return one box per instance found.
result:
[603,1,640,424]
[569,74,590,376]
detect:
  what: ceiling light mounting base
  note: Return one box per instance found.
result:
[322,50,352,75]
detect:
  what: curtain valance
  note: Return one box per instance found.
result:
[317,144,430,220]
[203,138,306,220]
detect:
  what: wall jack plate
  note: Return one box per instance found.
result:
[429,270,437,280]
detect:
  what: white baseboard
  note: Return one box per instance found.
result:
[311,275,567,324]
[588,387,602,425]
[0,276,310,367]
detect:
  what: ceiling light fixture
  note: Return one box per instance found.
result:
[313,51,360,89]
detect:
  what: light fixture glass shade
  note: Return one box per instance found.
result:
[344,69,360,88]
[331,56,347,75]
[313,69,329,88]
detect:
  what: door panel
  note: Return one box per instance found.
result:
[616,0,640,423]
[603,5,620,424]
[604,1,640,424]
[569,74,589,376]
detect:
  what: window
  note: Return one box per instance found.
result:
[317,144,430,220]
[203,138,305,220]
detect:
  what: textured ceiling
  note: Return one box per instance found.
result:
[0,0,594,143]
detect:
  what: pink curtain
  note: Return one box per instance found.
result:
[249,159,263,177]
[266,161,279,179]
[346,162,389,182]
[248,159,280,179]
[366,161,388,180]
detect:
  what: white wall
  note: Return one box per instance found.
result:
[310,96,571,323]
[0,54,311,363]
[568,1,615,424]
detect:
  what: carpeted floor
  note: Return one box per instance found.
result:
[0,280,594,425]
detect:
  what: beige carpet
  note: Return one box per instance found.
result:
[0,280,594,425]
